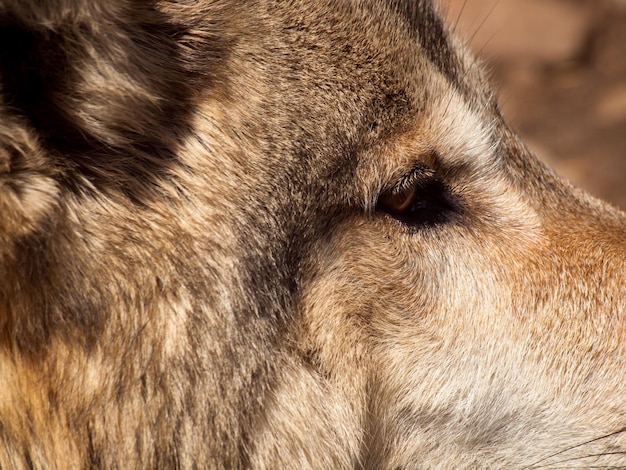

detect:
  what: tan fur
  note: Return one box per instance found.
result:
[0,0,625,468]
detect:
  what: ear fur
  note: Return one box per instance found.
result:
[0,0,229,197]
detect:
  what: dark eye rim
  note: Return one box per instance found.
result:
[375,166,459,227]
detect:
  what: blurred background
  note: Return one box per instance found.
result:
[438,0,626,210]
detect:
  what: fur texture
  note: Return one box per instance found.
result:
[0,0,625,468]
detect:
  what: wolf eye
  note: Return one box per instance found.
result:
[377,171,456,227]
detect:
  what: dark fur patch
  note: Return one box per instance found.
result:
[0,5,229,201]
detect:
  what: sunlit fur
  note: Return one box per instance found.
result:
[0,0,625,468]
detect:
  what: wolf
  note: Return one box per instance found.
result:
[0,0,624,468]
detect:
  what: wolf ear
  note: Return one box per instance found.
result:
[0,6,67,236]
[0,12,77,157]
[0,1,229,196]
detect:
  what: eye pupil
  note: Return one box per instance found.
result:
[410,195,428,212]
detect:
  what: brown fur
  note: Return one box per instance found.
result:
[0,0,625,468]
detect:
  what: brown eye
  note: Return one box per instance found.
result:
[376,172,457,227]
[378,184,419,215]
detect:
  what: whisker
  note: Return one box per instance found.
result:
[545,466,626,470]
[452,0,469,35]
[522,427,626,470]
[550,465,626,470]
[465,27,499,80]
[473,28,499,61]
[468,0,500,46]
[532,451,626,469]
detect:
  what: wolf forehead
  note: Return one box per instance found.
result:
[0,0,488,198]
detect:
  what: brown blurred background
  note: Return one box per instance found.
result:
[438,0,626,210]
